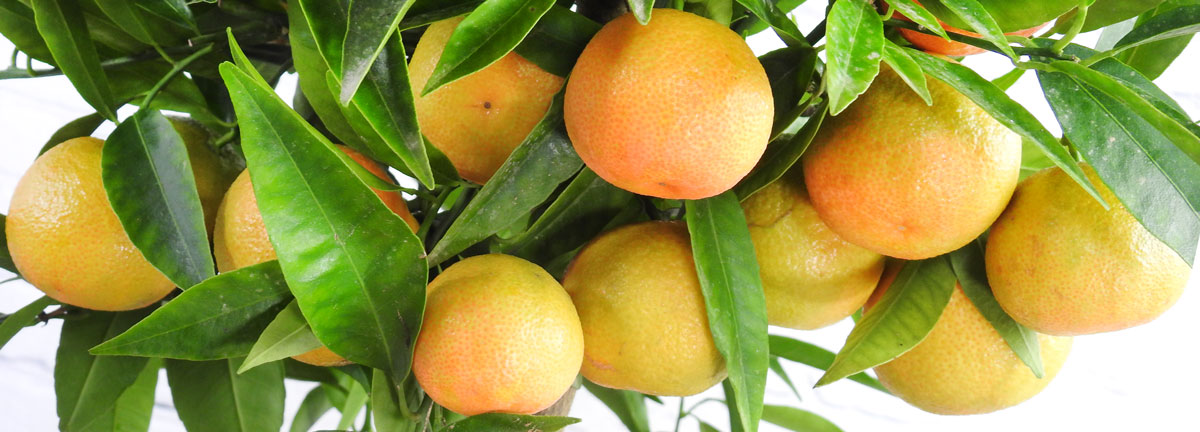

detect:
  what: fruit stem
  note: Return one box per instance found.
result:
[673,397,686,432]
[1052,2,1089,55]
[417,187,453,242]
[139,44,216,108]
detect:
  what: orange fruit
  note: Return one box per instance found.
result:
[888,0,1058,56]
[562,221,726,396]
[985,164,1191,335]
[564,9,773,199]
[898,20,1045,57]
[6,136,227,311]
[412,254,584,416]
[871,263,1072,415]
[409,17,564,184]
[213,145,416,366]
[742,169,885,330]
[801,67,1020,259]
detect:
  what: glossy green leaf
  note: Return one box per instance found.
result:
[1038,66,1200,265]
[0,0,53,61]
[767,357,803,401]
[55,310,151,432]
[816,258,956,387]
[339,0,417,103]
[722,380,746,432]
[287,1,368,153]
[686,191,769,432]
[134,0,197,33]
[905,49,1107,206]
[238,300,323,374]
[428,93,583,266]
[737,0,807,36]
[0,214,16,275]
[950,240,1045,377]
[934,0,1017,57]
[825,0,885,115]
[31,0,118,119]
[885,0,951,39]
[581,380,651,432]
[761,405,842,432]
[1110,5,1200,55]
[401,0,484,30]
[768,335,888,393]
[501,168,635,265]
[102,109,213,289]
[513,6,600,77]
[445,413,580,431]
[735,0,809,45]
[90,261,292,360]
[1079,0,1168,32]
[735,105,826,201]
[221,62,428,381]
[41,112,106,155]
[166,358,285,432]
[685,0,733,26]
[759,46,819,139]
[1115,0,1199,79]
[421,0,555,95]
[290,386,335,432]
[371,370,411,432]
[628,0,652,24]
[111,357,160,432]
[881,41,932,106]
[0,296,54,349]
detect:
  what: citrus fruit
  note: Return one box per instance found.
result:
[412,254,584,416]
[409,17,564,184]
[741,169,885,330]
[564,9,773,200]
[985,164,1191,336]
[212,145,416,366]
[801,67,1020,259]
[562,221,726,396]
[871,262,1073,415]
[898,20,1046,57]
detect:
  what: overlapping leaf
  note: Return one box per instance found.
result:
[825,0,884,115]
[421,0,555,95]
[166,358,285,432]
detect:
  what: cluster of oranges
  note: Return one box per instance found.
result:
[5,7,1190,420]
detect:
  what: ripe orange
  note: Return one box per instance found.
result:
[562,221,726,396]
[412,254,584,416]
[899,22,1046,57]
[985,164,1191,335]
[741,169,884,330]
[409,17,564,184]
[801,67,1020,259]
[564,9,773,199]
[871,263,1072,415]
[212,145,417,366]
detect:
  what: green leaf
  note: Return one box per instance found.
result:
[287,1,369,154]
[30,0,118,120]
[90,261,292,360]
[513,6,600,77]
[905,49,1107,207]
[880,41,932,106]
[420,0,555,96]
[284,359,340,387]
[761,405,842,432]
[885,0,951,39]
[238,300,323,374]
[0,0,53,62]
[1079,0,1169,32]
[165,358,285,432]
[1038,65,1200,265]
[767,357,803,401]
[134,0,197,33]
[816,258,956,387]
[735,0,809,45]
[102,109,213,289]
[581,380,651,432]
[758,46,819,139]
[428,93,583,265]
[1115,0,1199,79]
[444,413,580,431]
[401,0,485,30]
[699,421,722,432]
[0,296,54,349]
[55,310,152,432]
[628,0,652,24]
[336,380,369,430]
[0,214,17,275]
[371,370,411,432]
[221,63,428,381]
[112,357,160,432]
[41,112,107,155]
[768,335,888,393]
[338,0,417,103]
[825,0,885,115]
[685,191,769,432]
[934,0,1017,57]
[501,168,635,265]
[290,386,334,432]
[685,0,733,26]
[735,105,827,201]
[722,380,745,432]
[1110,5,1200,57]
[949,240,1045,377]
[736,0,808,36]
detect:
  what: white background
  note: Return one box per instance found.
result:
[2,3,1199,431]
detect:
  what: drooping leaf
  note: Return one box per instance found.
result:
[736,0,809,37]
[768,356,803,401]
[338,0,417,103]
[735,105,827,201]
[880,40,932,106]
[735,0,809,45]
[41,112,106,155]
[420,0,555,95]
[825,0,885,115]
[949,240,1045,377]
[500,168,635,265]
[165,358,285,432]
[30,0,118,119]
[444,413,580,431]
[816,258,956,387]
[934,0,1017,57]
[722,380,746,432]
[90,261,292,360]
[513,6,601,77]
[400,0,485,30]
[238,300,323,374]
[885,0,951,39]
[1110,5,1200,54]
[55,310,152,432]
[686,191,769,432]
[0,296,54,350]
[290,386,335,432]
[0,0,53,61]
[761,405,843,432]
[102,109,214,289]
[768,335,888,393]
[581,380,651,432]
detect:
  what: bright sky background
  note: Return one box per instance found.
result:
[2,3,1199,431]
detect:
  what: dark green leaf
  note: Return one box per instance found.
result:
[1115,0,1199,79]
[768,335,888,393]
[93,0,162,47]
[949,240,1045,377]
[166,358,285,432]
[444,413,579,431]
[761,405,842,432]
[825,0,885,115]
[112,357,160,432]
[238,300,323,374]
[287,1,367,152]
[90,261,292,360]
[722,380,745,432]
[758,46,818,139]
[581,380,651,432]
[0,214,17,275]
[501,168,635,265]
[134,0,197,33]
[1111,4,1200,53]
[55,310,151,432]
[401,0,484,30]
[102,109,213,289]
[685,191,769,432]
[290,386,334,432]
[1079,0,1168,32]
[420,0,555,95]
[816,258,956,387]
[513,6,600,77]
[41,112,106,155]
[221,62,428,381]
[934,0,1016,57]
[737,0,808,36]
[339,0,417,103]
[0,296,54,350]
[628,0,652,24]
[880,40,932,106]
[284,359,340,387]
[428,93,583,265]
[735,0,809,45]
[30,0,118,119]
[735,105,826,201]
[371,370,411,432]
[0,0,53,61]
[885,0,950,39]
